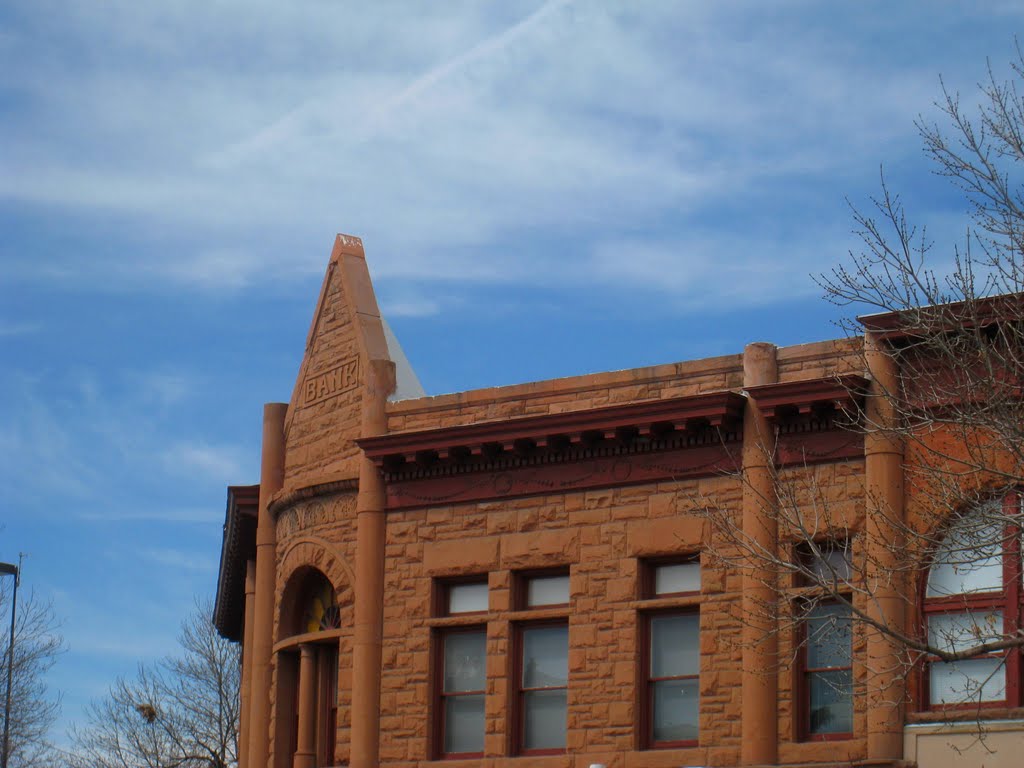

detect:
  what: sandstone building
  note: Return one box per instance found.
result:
[214,235,1024,768]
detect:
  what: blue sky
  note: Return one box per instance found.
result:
[1,0,1020,745]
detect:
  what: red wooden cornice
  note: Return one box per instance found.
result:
[744,374,869,420]
[859,292,1024,341]
[214,484,260,642]
[358,391,746,471]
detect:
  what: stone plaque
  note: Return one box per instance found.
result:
[304,358,359,407]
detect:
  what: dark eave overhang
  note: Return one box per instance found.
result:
[358,391,746,474]
[858,292,1024,341]
[213,484,260,642]
[744,374,870,421]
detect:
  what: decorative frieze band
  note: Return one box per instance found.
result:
[359,379,867,510]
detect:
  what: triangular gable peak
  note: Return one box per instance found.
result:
[283,234,393,492]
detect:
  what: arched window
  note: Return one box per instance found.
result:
[303,577,341,633]
[274,568,341,768]
[923,495,1022,709]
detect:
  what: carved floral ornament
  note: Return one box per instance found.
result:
[276,501,344,539]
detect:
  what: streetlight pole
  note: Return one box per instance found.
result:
[0,562,18,768]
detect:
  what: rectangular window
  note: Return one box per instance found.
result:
[443,581,489,616]
[516,623,568,754]
[645,612,699,747]
[926,609,1008,706]
[800,602,853,739]
[437,629,486,758]
[795,540,852,587]
[525,574,570,608]
[651,560,700,597]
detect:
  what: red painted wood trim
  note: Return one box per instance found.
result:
[360,391,746,463]
[377,430,861,511]
[744,375,869,419]
[382,442,739,510]
[859,292,1024,340]
[776,429,864,466]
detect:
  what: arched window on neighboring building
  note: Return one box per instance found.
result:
[923,495,1022,709]
[275,567,341,768]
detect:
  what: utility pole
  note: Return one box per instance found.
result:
[0,560,19,768]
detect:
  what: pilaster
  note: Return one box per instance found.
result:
[239,559,256,768]
[248,403,288,768]
[740,341,779,766]
[863,332,906,760]
[350,359,395,768]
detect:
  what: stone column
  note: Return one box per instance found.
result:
[248,403,288,768]
[350,360,395,768]
[292,645,318,768]
[740,342,779,766]
[239,559,257,768]
[863,333,906,761]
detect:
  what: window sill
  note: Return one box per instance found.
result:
[645,739,699,750]
[907,706,1024,724]
[800,732,853,742]
[630,594,701,611]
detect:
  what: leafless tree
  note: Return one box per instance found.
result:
[697,45,1024,716]
[68,599,240,768]
[0,583,63,768]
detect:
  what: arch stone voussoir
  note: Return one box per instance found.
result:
[278,536,354,596]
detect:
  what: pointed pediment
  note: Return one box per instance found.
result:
[283,234,393,492]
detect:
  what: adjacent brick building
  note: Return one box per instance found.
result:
[214,235,1024,768]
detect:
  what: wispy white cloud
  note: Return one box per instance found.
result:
[0,1,985,300]
[76,506,219,524]
[380,296,443,318]
[139,547,215,573]
[0,365,249,514]
[0,321,40,337]
[584,229,852,309]
[162,441,243,482]
[128,371,193,409]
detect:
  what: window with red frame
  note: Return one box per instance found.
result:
[441,580,489,616]
[639,559,700,748]
[436,628,486,758]
[794,539,852,588]
[645,612,700,747]
[515,622,568,754]
[799,602,853,739]
[517,571,570,609]
[922,495,1022,709]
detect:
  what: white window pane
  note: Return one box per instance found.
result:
[523,689,566,750]
[527,575,569,607]
[929,658,1006,705]
[448,582,488,614]
[522,625,568,688]
[927,611,1004,654]
[654,563,700,595]
[650,614,699,678]
[652,678,698,743]
[444,695,484,754]
[444,632,486,693]
[927,506,1004,596]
